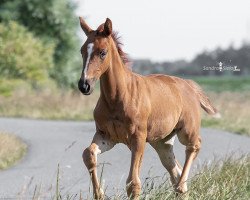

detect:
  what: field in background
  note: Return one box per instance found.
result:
[0,77,249,136]
[201,92,250,136]
[0,132,27,169]
[194,77,250,136]
[0,89,98,121]
[193,76,250,92]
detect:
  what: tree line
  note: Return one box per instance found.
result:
[132,43,250,77]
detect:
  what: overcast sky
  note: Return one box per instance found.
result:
[75,0,250,61]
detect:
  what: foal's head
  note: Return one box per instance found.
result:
[78,17,115,95]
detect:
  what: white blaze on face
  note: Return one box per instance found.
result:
[84,43,94,79]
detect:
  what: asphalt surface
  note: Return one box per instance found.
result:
[0,117,250,199]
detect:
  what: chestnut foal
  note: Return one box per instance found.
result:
[78,17,218,199]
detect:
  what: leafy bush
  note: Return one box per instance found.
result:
[0,0,81,87]
[0,21,55,83]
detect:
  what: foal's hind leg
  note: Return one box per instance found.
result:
[150,135,183,189]
[176,130,201,193]
[83,132,115,199]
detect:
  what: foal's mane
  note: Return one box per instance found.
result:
[111,32,130,67]
[97,24,131,69]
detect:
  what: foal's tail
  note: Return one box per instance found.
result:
[186,80,221,118]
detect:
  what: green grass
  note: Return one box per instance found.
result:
[137,155,250,200]
[0,131,27,169]
[201,91,250,136]
[183,76,250,136]
[193,76,250,92]
[26,155,250,200]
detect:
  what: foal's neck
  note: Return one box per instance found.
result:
[100,43,131,105]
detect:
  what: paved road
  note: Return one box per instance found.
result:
[0,118,249,199]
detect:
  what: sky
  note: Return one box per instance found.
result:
[74,0,250,62]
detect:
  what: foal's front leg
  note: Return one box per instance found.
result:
[83,132,115,199]
[126,133,146,199]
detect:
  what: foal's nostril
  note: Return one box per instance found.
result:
[83,82,90,92]
[78,79,91,94]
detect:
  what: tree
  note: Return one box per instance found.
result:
[0,21,54,83]
[0,0,80,87]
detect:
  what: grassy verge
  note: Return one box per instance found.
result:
[25,155,250,199]
[137,155,250,200]
[0,132,27,169]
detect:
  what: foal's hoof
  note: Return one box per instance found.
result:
[97,194,110,200]
[94,188,106,200]
[175,185,189,200]
[175,183,187,194]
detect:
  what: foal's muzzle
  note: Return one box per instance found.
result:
[78,79,94,95]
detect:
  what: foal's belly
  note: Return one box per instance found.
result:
[98,118,131,146]
[146,104,181,142]
[146,118,177,142]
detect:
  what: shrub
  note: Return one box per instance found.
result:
[0,21,55,84]
[0,0,81,88]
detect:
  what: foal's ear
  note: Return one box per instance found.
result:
[103,18,112,36]
[79,17,92,36]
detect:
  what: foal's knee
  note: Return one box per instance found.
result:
[186,137,201,154]
[82,146,97,172]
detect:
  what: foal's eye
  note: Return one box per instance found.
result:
[99,49,107,60]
